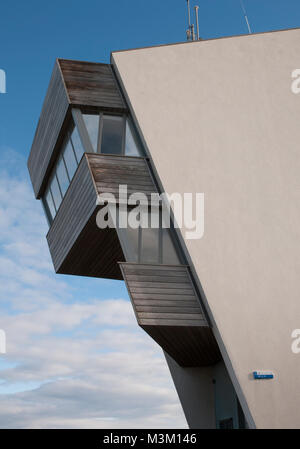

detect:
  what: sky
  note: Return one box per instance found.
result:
[0,0,299,429]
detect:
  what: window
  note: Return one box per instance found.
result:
[44,188,56,221]
[42,120,85,225]
[70,125,84,162]
[101,115,124,155]
[50,174,62,211]
[162,227,181,264]
[83,114,99,152]
[118,226,140,263]
[116,207,181,265]
[43,111,146,226]
[81,112,144,157]
[56,156,69,196]
[125,119,143,156]
[140,227,160,264]
[63,140,77,180]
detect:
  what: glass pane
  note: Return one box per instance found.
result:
[118,226,139,262]
[101,115,124,155]
[83,114,99,152]
[70,125,84,162]
[56,156,69,197]
[162,228,180,264]
[141,227,159,264]
[125,119,143,156]
[50,175,62,211]
[45,188,56,220]
[63,140,77,180]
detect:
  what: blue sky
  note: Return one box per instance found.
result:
[0,0,299,429]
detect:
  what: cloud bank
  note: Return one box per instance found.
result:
[0,148,186,428]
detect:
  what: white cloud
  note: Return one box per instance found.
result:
[0,149,186,429]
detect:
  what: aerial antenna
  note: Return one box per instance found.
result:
[186,0,196,41]
[194,5,200,40]
[239,0,252,34]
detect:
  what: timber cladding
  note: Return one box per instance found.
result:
[59,59,126,110]
[46,154,157,280]
[27,59,128,199]
[27,61,69,199]
[120,262,221,367]
[46,155,98,275]
[87,153,157,200]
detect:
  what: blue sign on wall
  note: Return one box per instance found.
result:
[253,371,274,380]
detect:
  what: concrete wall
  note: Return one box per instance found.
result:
[165,353,215,429]
[112,28,300,428]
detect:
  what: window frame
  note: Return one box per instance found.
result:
[43,108,146,226]
[74,108,135,157]
[116,205,183,265]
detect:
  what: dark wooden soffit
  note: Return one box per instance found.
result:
[120,262,221,367]
[28,58,127,199]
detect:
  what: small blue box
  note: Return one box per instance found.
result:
[253,371,274,380]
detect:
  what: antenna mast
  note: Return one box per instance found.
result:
[240,0,252,34]
[186,1,200,41]
[194,5,200,40]
[186,0,195,41]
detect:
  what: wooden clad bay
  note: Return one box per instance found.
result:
[27,59,127,199]
[46,154,125,279]
[58,209,124,279]
[46,152,158,279]
[120,262,221,367]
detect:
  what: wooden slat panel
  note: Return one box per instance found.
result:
[134,299,199,307]
[58,209,124,280]
[27,59,128,199]
[27,60,69,198]
[47,155,97,271]
[59,59,127,111]
[139,318,208,327]
[132,293,200,301]
[135,306,201,313]
[120,262,221,367]
[129,287,195,295]
[125,275,190,283]
[46,155,125,279]
[88,154,157,201]
[122,264,188,273]
[128,281,193,289]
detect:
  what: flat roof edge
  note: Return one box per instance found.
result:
[110,26,300,59]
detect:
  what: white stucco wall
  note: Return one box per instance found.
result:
[112,28,300,429]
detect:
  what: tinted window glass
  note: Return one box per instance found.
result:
[118,226,139,262]
[45,188,56,220]
[63,140,77,180]
[50,175,62,211]
[125,120,143,156]
[83,114,99,152]
[141,227,159,264]
[162,228,180,264]
[70,125,84,162]
[56,156,69,196]
[101,115,124,155]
